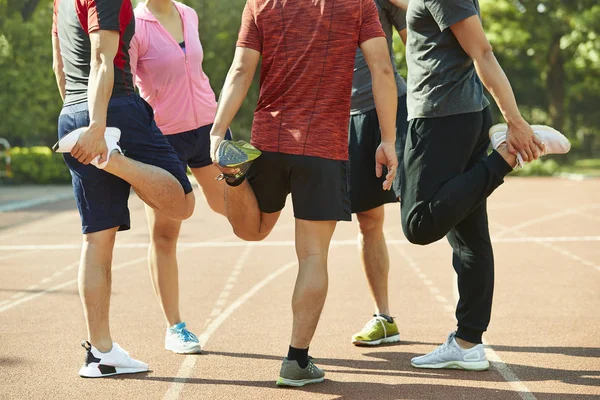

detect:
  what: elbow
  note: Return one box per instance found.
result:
[230,64,254,86]
[371,60,395,80]
[473,44,494,63]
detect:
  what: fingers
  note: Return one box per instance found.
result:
[375,161,383,178]
[212,162,240,175]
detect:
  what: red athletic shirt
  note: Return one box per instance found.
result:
[237,0,385,161]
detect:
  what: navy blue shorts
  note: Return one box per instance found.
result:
[58,94,193,234]
[166,124,232,169]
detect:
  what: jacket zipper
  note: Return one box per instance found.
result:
[154,7,198,128]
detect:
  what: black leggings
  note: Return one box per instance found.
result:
[400,107,512,343]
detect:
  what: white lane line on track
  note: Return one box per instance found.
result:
[164,259,297,400]
[0,249,42,262]
[491,221,600,273]
[386,230,537,400]
[450,274,537,400]
[493,204,600,238]
[0,256,149,314]
[2,235,600,251]
[0,193,74,213]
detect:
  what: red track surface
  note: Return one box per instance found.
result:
[1,177,599,399]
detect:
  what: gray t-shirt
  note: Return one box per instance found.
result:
[350,0,407,115]
[406,0,489,120]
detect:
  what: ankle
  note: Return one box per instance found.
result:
[90,338,113,353]
[376,312,393,323]
[287,345,309,368]
[496,143,517,169]
[455,337,478,350]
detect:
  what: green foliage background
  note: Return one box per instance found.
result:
[0,0,598,159]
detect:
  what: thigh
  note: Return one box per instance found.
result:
[289,155,351,222]
[109,95,193,195]
[401,111,484,214]
[58,103,131,234]
[348,109,397,214]
[246,151,290,214]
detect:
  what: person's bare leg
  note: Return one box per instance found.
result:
[356,206,391,316]
[191,165,226,216]
[79,227,118,353]
[224,180,280,241]
[145,205,183,327]
[103,153,195,221]
[290,219,337,349]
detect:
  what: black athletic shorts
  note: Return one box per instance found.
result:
[246,151,351,221]
[348,95,407,213]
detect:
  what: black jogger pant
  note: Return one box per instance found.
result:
[400,107,513,343]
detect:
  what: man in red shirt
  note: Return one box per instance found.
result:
[210,0,399,387]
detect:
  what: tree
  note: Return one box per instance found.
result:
[480,0,600,154]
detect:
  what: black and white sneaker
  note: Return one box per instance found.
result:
[79,341,148,378]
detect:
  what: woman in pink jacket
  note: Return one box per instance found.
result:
[130,0,231,354]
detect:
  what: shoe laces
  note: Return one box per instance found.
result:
[174,328,199,343]
[362,315,389,337]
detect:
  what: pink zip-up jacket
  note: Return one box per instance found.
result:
[129,1,217,135]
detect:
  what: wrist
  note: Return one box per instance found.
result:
[504,114,525,127]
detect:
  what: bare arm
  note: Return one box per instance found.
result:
[451,15,542,161]
[70,30,119,165]
[210,47,260,161]
[389,0,409,11]
[399,28,407,45]
[360,36,398,189]
[52,35,66,101]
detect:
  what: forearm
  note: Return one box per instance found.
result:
[52,36,66,101]
[474,51,523,124]
[389,0,409,10]
[212,66,253,136]
[87,58,114,131]
[372,68,398,143]
[53,66,66,101]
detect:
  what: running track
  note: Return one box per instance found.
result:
[1,178,599,399]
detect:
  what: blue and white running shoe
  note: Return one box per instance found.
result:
[165,322,202,354]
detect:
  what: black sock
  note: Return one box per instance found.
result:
[376,313,394,324]
[287,345,309,369]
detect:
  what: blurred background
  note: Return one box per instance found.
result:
[0,0,598,184]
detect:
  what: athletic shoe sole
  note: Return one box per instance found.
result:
[276,377,325,387]
[410,360,490,371]
[352,333,401,346]
[165,343,202,354]
[79,365,148,378]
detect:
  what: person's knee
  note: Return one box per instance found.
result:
[181,192,196,220]
[401,214,438,246]
[357,208,385,237]
[151,225,180,249]
[232,226,269,242]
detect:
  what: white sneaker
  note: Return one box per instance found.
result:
[411,332,489,371]
[165,322,202,354]
[489,124,571,168]
[52,127,122,169]
[78,341,148,378]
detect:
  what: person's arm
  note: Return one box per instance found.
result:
[52,36,66,101]
[450,15,542,161]
[398,28,407,45]
[360,37,398,189]
[209,47,260,162]
[70,30,119,165]
[389,0,409,11]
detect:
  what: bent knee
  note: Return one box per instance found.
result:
[232,227,269,242]
[402,219,439,246]
[357,209,385,235]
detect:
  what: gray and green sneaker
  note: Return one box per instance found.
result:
[215,140,261,186]
[276,358,325,387]
[216,140,261,168]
